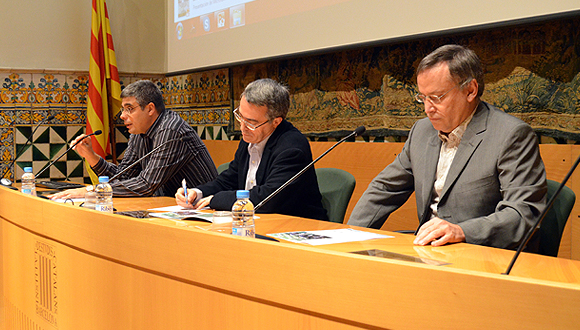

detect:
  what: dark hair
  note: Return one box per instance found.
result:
[120,80,165,113]
[417,44,485,97]
[241,78,290,120]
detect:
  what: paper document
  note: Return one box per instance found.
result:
[52,198,85,204]
[148,210,214,222]
[148,205,191,212]
[269,228,393,245]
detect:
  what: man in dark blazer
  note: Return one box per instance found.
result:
[176,78,328,221]
[348,45,546,249]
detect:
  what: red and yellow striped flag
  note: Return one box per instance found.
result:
[87,0,121,184]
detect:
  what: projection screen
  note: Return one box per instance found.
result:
[167,0,580,74]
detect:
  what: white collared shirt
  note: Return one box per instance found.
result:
[245,135,270,190]
[429,110,476,218]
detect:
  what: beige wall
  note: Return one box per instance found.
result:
[0,0,165,73]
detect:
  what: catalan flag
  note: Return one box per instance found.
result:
[87,0,121,184]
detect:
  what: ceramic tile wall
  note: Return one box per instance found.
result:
[0,69,231,183]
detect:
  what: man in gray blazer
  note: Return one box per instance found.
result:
[348,45,547,250]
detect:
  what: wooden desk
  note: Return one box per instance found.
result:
[2,186,580,329]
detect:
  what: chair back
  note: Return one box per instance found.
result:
[217,161,230,174]
[315,168,356,223]
[538,179,576,257]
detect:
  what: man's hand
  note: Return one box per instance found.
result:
[194,196,212,210]
[48,187,87,200]
[175,188,212,209]
[414,217,466,247]
[71,134,100,166]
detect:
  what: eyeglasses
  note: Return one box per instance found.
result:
[233,108,270,131]
[120,104,141,115]
[415,79,472,104]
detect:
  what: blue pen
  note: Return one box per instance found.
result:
[182,178,188,205]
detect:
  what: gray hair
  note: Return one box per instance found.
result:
[121,80,165,113]
[241,78,290,120]
[417,44,485,97]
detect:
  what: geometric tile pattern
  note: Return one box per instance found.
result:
[13,125,86,183]
[0,70,233,183]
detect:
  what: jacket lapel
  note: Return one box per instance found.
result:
[419,134,442,223]
[440,103,488,199]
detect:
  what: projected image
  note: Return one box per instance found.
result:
[177,0,190,18]
[174,0,252,38]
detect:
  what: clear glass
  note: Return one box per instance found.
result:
[83,186,97,210]
[211,211,232,233]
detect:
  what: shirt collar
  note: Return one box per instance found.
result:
[143,110,166,138]
[437,109,475,147]
[248,133,271,153]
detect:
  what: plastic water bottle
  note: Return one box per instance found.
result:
[231,190,255,238]
[21,167,37,196]
[94,176,113,213]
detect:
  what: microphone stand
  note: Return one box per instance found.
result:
[109,136,190,181]
[35,130,102,178]
[503,153,580,275]
[254,126,365,211]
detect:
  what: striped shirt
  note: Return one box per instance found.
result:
[92,109,218,197]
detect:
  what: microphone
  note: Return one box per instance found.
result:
[109,136,193,181]
[503,153,580,275]
[35,130,102,178]
[0,114,55,186]
[254,126,365,211]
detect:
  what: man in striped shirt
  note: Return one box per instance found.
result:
[49,80,217,198]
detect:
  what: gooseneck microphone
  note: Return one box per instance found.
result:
[35,130,102,178]
[0,114,55,186]
[254,126,365,211]
[503,154,580,275]
[109,136,193,182]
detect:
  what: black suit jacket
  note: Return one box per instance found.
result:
[198,120,328,221]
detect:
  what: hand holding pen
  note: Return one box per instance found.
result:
[182,178,188,205]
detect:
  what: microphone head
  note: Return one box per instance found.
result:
[181,136,194,142]
[93,130,103,136]
[354,126,366,136]
[46,114,56,121]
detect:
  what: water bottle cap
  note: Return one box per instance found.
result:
[98,176,109,183]
[236,190,250,199]
[24,167,33,173]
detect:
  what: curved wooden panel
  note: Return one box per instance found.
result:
[2,187,580,329]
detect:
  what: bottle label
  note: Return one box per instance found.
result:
[232,226,255,238]
[95,204,113,213]
[22,188,32,195]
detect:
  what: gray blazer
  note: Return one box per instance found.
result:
[348,102,547,249]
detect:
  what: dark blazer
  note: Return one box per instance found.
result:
[198,120,329,221]
[348,102,547,249]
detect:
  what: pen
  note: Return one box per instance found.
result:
[182,178,188,205]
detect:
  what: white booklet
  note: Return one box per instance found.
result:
[148,209,214,222]
[269,228,392,245]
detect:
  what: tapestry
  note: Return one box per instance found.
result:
[231,14,580,141]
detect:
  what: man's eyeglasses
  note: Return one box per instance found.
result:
[120,104,141,115]
[415,79,472,104]
[233,108,270,131]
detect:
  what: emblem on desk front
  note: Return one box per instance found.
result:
[34,240,58,327]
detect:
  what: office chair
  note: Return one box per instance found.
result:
[315,167,356,223]
[537,179,576,257]
[217,161,230,174]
